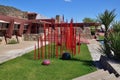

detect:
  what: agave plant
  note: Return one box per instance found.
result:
[107,21,120,59]
[108,32,120,58]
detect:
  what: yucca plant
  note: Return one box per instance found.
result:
[97,9,116,57]
[98,9,116,36]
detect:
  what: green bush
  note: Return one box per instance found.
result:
[8,39,18,44]
[91,29,95,35]
[107,21,120,59]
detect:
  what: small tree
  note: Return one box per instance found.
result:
[82,17,97,23]
[97,9,116,57]
[83,17,97,36]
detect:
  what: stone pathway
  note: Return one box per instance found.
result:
[0,41,49,64]
[87,39,103,69]
[0,41,36,64]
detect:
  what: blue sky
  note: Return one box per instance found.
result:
[0,0,120,22]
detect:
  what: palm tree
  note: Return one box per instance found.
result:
[98,9,116,57]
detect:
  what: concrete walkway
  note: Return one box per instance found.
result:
[0,41,36,64]
[87,39,103,69]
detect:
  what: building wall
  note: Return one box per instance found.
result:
[0,35,24,44]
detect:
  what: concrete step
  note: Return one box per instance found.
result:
[116,77,120,80]
[72,69,118,80]
[73,69,105,80]
[88,70,109,80]
[117,78,120,80]
[99,73,117,80]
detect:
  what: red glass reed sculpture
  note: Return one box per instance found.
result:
[34,18,81,59]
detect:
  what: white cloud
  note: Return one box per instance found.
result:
[64,0,72,2]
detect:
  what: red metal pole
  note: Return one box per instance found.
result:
[63,23,66,46]
[72,27,74,55]
[66,23,68,49]
[42,40,44,59]
[74,28,76,55]
[34,44,36,60]
[50,27,53,57]
[78,32,81,54]
[40,36,42,59]
[54,24,56,57]
[48,26,50,58]
[60,24,62,55]
[56,27,58,58]
[44,23,46,58]
[38,38,40,59]
[39,37,41,58]
[70,19,73,55]
[41,35,44,59]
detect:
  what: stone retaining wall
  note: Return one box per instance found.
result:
[100,55,120,77]
[0,35,24,44]
[23,34,43,41]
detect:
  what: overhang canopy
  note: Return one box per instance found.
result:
[0,20,9,23]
